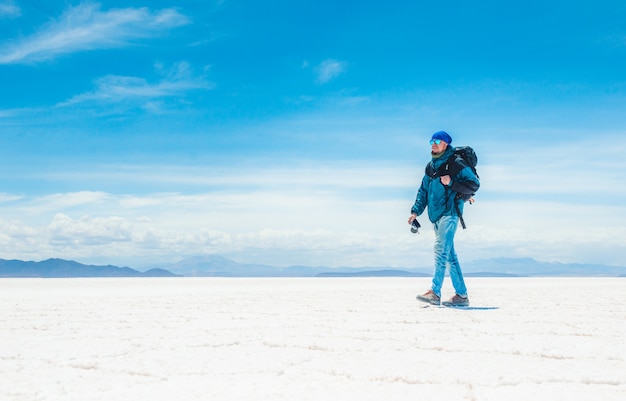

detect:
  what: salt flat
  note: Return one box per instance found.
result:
[1,277,624,401]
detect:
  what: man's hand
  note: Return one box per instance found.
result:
[440,175,451,186]
[408,214,417,225]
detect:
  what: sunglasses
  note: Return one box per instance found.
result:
[430,139,443,145]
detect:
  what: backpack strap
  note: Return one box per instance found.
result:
[426,154,466,178]
[453,197,467,229]
[444,186,467,230]
[425,161,436,177]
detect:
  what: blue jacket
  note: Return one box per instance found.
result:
[411,146,480,224]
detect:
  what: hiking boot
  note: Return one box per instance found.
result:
[442,294,470,307]
[416,290,440,305]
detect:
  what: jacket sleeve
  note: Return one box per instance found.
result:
[411,175,430,216]
[449,165,479,195]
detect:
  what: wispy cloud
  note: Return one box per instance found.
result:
[316,59,347,84]
[0,1,20,19]
[58,61,214,108]
[0,2,190,64]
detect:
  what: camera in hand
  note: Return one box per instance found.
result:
[410,219,421,233]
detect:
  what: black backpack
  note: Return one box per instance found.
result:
[425,146,479,228]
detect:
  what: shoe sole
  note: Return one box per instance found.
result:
[442,302,470,307]
[416,295,440,305]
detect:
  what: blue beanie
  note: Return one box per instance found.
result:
[431,131,452,145]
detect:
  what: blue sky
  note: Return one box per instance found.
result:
[1,1,626,268]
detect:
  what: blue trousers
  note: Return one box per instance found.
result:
[430,215,468,297]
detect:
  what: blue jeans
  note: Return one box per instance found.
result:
[430,215,468,297]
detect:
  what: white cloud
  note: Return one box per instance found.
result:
[0,192,23,202]
[459,199,626,263]
[47,213,134,245]
[316,59,347,83]
[0,1,20,18]
[59,62,214,107]
[23,191,111,215]
[0,2,190,64]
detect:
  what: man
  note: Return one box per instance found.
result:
[408,131,479,307]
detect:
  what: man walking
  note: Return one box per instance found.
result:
[408,131,479,306]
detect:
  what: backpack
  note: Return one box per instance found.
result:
[425,146,479,228]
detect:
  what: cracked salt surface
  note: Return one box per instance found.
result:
[1,277,624,401]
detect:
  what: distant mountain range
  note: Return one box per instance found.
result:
[0,258,178,278]
[1,255,625,278]
[462,257,626,277]
[161,255,626,277]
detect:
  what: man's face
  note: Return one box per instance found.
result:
[430,139,448,153]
